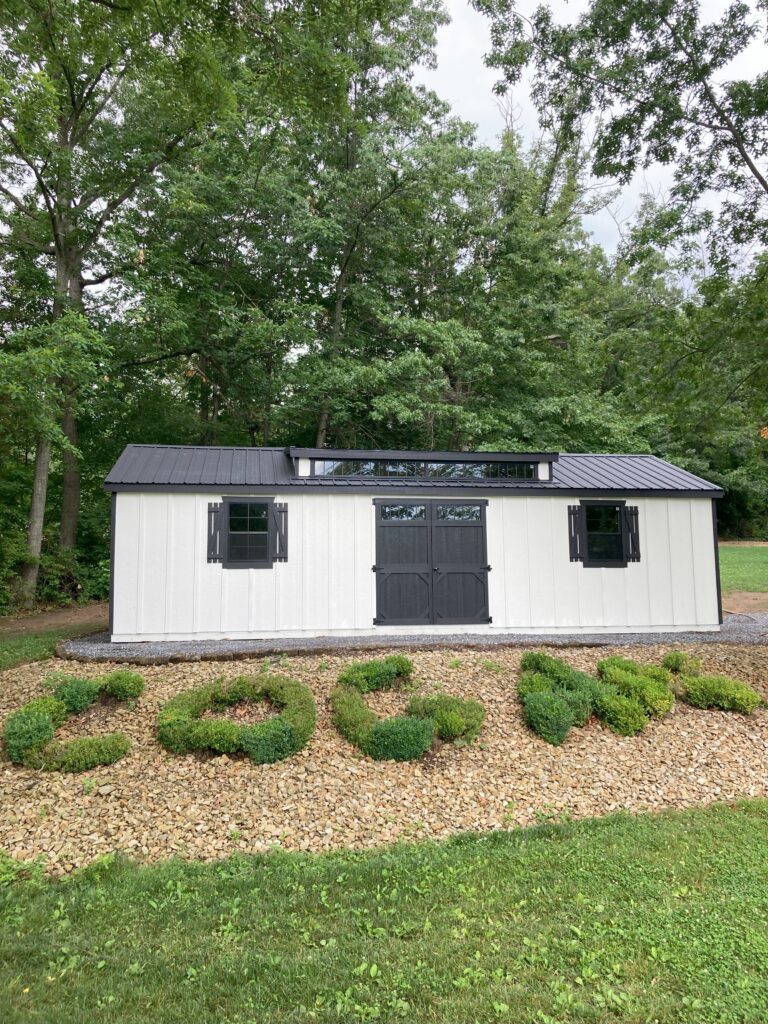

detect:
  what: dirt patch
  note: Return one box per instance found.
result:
[56,698,133,740]
[1,644,767,875]
[200,699,278,725]
[722,592,768,614]
[0,602,109,636]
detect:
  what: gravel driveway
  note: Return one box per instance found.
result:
[2,644,767,874]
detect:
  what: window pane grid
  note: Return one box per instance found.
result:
[584,504,624,563]
[227,501,270,564]
[314,459,536,479]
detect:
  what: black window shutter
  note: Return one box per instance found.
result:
[624,505,641,562]
[207,502,223,562]
[568,505,583,561]
[272,502,288,561]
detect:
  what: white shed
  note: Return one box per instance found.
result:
[105,446,723,641]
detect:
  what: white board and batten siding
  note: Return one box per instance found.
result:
[111,491,719,641]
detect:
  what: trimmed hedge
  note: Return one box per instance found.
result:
[522,692,573,746]
[559,688,593,728]
[518,653,609,743]
[331,657,485,760]
[661,651,702,676]
[51,677,102,714]
[519,652,574,685]
[330,686,434,761]
[24,734,131,772]
[102,670,145,700]
[516,671,554,700]
[682,675,761,714]
[2,671,145,771]
[368,716,436,761]
[517,652,668,743]
[156,674,316,763]
[598,665,675,718]
[3,709,57,764]
[597,656,672,686]
[406,694,485,741]
[595,690,648,736]
[337,655,413,693]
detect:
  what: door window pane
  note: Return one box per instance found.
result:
[585,505,624,562]
[380,504,426,520]
[436,504,482,521]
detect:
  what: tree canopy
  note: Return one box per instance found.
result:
[0,0,766,611]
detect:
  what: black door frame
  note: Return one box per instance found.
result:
[373,498,490,626]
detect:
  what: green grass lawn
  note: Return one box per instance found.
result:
[0,626,95,672]
[2,801,768,1023]
[719,543,768,593]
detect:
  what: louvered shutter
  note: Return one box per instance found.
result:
[624,505,641,562]
[272,502,288,561]
[567,505,583,561]
[207,502,223,562]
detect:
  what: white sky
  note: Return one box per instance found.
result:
[414,0,766,251]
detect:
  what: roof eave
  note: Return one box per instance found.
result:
[104,481,724,498]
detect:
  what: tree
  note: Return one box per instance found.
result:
[0,0,362,602]
[472,0,768,253]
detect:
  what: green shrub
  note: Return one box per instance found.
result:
[517,663,605,739]
[195,719,242,754]
[52,677,102,714]
[23,696,69,728]
[240,718,294,764]
[682,675,761,714]
[600,665,675,718]
[597,656,671,686]
[406,694,485,741]
[519,652,574,684]
[101,670,145,700]
[555,670,606,706]
[330,685,377,750]
[662,652,702,676]
[559,688,593,727]
[261,676,316,750]
[337,655,413,693]
[516,671,554,699]
[595,691,648,736]
[522,691,574,745]
[156,674,316,761]
[3,709,56,764]
[367,716,435,761]
[4,673,142,772]
[26,734,131,773]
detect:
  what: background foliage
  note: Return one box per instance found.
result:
[1,0,766,612]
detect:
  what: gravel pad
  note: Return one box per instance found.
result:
[57,614,768,664]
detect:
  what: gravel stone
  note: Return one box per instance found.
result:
[1,643,767,874]
[57,613,768,664]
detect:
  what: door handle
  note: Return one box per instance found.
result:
[432,566,440,571]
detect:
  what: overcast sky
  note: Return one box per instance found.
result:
[414,0,765,251]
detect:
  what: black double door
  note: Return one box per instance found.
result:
[373,500,490,626]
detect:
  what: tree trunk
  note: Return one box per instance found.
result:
[315,407,330,448]
[58,272,83,549]
[19,438,52,608]
[314,250,353,448]
[59,403,80,549]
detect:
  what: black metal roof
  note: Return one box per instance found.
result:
[105,445,722,497]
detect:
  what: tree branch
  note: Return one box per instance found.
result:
[78,134,185,256]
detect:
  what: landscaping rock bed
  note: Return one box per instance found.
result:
[56,613,768,663]
[1,644,767,874]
